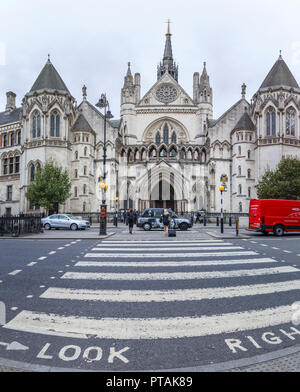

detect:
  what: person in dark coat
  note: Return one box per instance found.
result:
[128,209,134,234]
[162,209,170,235]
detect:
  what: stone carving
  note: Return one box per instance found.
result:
[156,84,178,103]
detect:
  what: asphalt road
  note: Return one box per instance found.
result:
[0,232,299,372]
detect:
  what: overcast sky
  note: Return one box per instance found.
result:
[1,0,300,119]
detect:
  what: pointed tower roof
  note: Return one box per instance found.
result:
[233,109,255,131]
[260,53,299,90]
[71,114,94,133]
[157,20,178,81]
[30,56,70,94]
[199,62,211,92]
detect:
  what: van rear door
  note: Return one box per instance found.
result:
[249,201,261,229]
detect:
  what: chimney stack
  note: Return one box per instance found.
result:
[6,91,16,113]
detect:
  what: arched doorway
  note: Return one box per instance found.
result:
[150,175,175,210]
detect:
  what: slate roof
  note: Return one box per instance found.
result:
[0,107,22,126]
[30,60,70,94]
[71,114,94,132]
[232,111,255,131]
[260,56,299,90]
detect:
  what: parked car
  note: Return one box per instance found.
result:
[41,214,88,231]
[137,208,192,231]
[248,199,300,236]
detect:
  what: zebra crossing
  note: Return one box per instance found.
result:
[2,238,300,369]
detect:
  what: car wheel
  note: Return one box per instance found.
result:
[273,225,284,237]
[179,223,188,231]
[70,223,78,231]
[143,223,151,231]
[44,223,51,230]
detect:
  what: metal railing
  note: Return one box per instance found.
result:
[0,214,43,237]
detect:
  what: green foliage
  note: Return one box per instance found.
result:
[257,156,300,200]
[26,162,71,212]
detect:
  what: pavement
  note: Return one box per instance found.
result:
[0,223,299,372]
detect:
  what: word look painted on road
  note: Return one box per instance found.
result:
[37,343,130,364]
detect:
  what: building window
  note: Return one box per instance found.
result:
[7,185,12,201]
[84,147,88,156]
[239,202,243,212]
[163,124,169,145]
[83,202,86,212]
[32,111,41,138]
[84,166,87,176]
[238,146,241,155]
[286,107,296,136]
[75,169,78,178]
[10,133,15,146]
[238,166,241,176]
[74,187,78,197]
[266,107,276,136]
[3,158,8,175]
[75,151,78,160]
[171,132,177,143]
[50,110,60,137]
[15,156,20,173]
[9,157,14,174]
[160,148,167,158]
[30,164,35,181]
[247,150,251,159]
[180,149,185,160]
[170,148,177,158]
[17,131,21,145]
[4,134,7,147]
[238,184,242,195]
[247,169,251,179]
[83,184,87,194]
[155,132,161,145]
[248,187,251,198]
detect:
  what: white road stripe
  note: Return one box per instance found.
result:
[8,270,22,276]
[3,305,295,339]
[75,258,276,268]
[102,240,225,244]
[99,241,227,247]
[61,266,298,281]
[27,262,37,267]
[40,279,300,303]
[38,257,47,260]
[91,246,244,252]
[49,251,56,255]
[84,251,258,258]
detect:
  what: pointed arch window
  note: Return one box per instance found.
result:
[180,149,186,160]
[266,107,276,136]
[155,132,161,145]
[30,164,35,181]
[171,131,177,144]
[32,111,41,138]
[163,124,169,145]
[160,147,167,158]
[170,148,177,158]
[286,107,296,136]
[50,110,60,137]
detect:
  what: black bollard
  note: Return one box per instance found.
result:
[216,217,219,226]
[229,216,232,226]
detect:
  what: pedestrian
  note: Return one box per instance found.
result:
[125,210,129,226]
[128,209,134,234]
[162,209,170,235]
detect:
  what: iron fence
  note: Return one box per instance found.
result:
[0,214,43,237]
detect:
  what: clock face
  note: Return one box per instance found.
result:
[156,84,178,103]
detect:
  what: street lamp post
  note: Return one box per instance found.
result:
[96,94,113,235]
[219,185,225,233]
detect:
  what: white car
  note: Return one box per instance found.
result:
[41,214,88,231]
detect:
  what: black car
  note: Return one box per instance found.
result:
[137,208,192,231]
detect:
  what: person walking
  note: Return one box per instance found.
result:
[162,209,170,235]
[128,209,134,234]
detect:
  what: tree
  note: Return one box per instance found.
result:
[26,162,72,213]
[257,157,300,200]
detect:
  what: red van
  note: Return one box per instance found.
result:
[249,199,300,236]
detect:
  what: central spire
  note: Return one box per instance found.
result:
[157,20,178,82]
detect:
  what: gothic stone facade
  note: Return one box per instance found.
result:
[1,30,300,215]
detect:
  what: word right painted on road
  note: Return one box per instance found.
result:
[225,326,300,353]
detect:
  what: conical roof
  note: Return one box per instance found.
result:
[72,114,94,132]
[260,55,299,90]
[30,58,70,94]
[233,111,255,131]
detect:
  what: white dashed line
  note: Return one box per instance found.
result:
[49,251,56,255]
[57,247,64,250]
[8,270,22,276]
[26,295,33,298]
[27,262,37,266]
[38,257,47,260]
[283,250,292,254]
[10,307,18,311]
[272,247,279,250]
